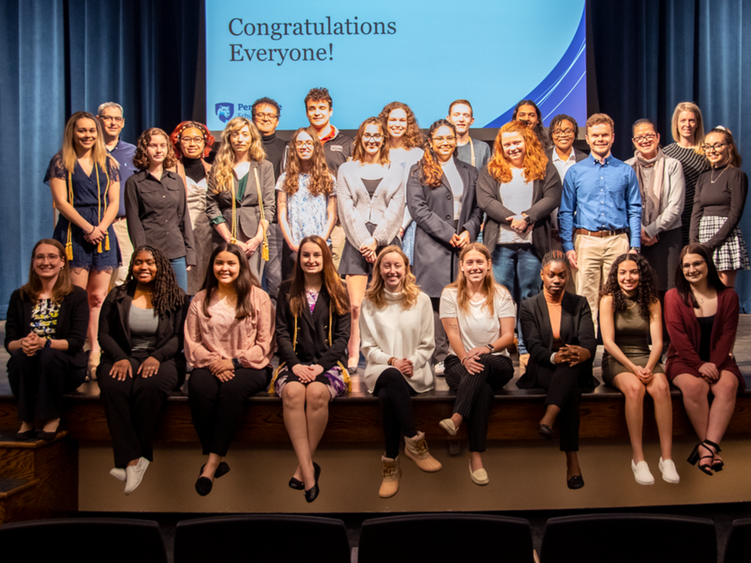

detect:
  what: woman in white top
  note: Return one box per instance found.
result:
[378,102,424,264]
[276,127,337,281]
[439,243,516,485]
[360,246,441,498]
[337,117,405,372]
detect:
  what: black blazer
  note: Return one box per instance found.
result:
[275,279,351,371]
[518,291,598,390]
[545,147,588,168]
[98,282,190,380]
[477,161,562,260]
[4,286,89,368]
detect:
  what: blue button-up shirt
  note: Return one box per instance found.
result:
[559,153,642,252]
[108,139,137,217]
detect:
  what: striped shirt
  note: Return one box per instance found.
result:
[663,143,708,245]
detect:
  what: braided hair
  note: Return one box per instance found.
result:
[541,250,569,270]
[124,245,183,316]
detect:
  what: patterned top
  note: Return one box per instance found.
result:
[184,288,276,369]
[663,143,708,237]
[30,299,60,338]
[276,172,336,247]
[305,289,319,314]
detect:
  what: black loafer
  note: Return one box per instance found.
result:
[289,477,305,490]
[537,423,554,440]
[567,475,585,490]
[195,476,213,496]
[215,461,231,479]
[14,429,36,441]
[304,462,321,503]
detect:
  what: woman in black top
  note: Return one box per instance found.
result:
[5,239,89,440]
[273,235,350,502]
[690,127,749,288]
[97,245,189,495]
[125,128,196,293]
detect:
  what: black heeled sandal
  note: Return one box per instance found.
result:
[687,440,720,476]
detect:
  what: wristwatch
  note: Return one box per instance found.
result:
[231,358,242,369]
[486,343,495,353]
[44,339,52,348]
[629,246,640,254]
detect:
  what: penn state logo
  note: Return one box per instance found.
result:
[215,103,234,123]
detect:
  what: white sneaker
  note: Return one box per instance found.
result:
[631,460,655,485]
[659,457,680,483]
[434,361,445,375]
[124,457,150,495]
[109,467,126,481]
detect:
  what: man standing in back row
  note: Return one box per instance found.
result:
[558,113,641,334]
[447,99,491,171]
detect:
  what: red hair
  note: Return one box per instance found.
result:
[487,120,547,184]
[169,121,216,160]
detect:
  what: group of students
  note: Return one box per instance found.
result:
[3,91,748,501]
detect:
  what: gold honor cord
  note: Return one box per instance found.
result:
[254,167,270,261]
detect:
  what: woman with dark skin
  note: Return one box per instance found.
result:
[97,245,189,495]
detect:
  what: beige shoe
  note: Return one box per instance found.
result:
[519,353,530,375]
[379,455,400,498]
[469,459,489,486]
[404,431,442,472]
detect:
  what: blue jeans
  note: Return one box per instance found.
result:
[170,256,188,293]
[491,244,542,354]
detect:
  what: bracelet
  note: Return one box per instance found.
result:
[550,352,557,365]
[88,226,97,235]
[388,357,396,366]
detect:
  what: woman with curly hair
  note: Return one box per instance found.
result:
[378,102,424,264]
[439,243,516,485]
[665,244,743,475]
[45,111,120,375]
[5,239,89,441]
[125,127,195,292]
[477,120,562,370]
[205,116,275,281]
[276,127,337,281]
[360,246,440,498]
[185,243,275,496]
[600,253,678,485]
[169,121,215,294]
[97,245,189,494]
[272,236,350,502]
[407,119,482,367]
[338,117,405,372]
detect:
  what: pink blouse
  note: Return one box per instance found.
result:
[184,288,275,369]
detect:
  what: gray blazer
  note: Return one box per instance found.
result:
[406,156,482,297]
[336,161,405,247]
[477,161,562,260]
[205,160,275,240]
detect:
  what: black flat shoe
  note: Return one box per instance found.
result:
[38,424,61,442]
[14,429,36,441]
[304,462,321,503]
[567,475,585,490]
[215,461,231,479]
[537,423,554,440]
[195,476,213,496]
[289,477,305,490]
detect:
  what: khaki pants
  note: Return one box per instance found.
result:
[574,232,629,335]
[111,218,134,287]
[330,224,346,271]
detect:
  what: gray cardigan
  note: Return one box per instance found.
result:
[625,154,685,238]
[336,161,405,247]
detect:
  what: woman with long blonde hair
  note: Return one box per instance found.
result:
[360,246,441,498]
[45,111,121,376]
[205,116,275,281]
[439,243,516,485]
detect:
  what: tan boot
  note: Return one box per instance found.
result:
[379,455,400,498]
[404,431,442,472]
[519,353,530,375]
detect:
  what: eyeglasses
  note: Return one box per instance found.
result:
[99,116,124,123]
[702,143,728,152]
[681,260,706,270]
[633,134,657,143]
[295,141,315,148]
[433,135,456,143]
[362,134,383,141]
[34,254,62,262]
[181,136,204,145]
[253,112,278,121]
[552,128,575,137]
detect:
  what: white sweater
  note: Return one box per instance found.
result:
[359,290,435,394]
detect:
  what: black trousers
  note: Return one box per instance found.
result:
[444,354,514,452]
[97,353,179,467]
[534,363,582,452]
[188,367,270,456]
[373,367,417,459]
[8,348,86,422]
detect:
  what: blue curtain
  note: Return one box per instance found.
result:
[590,0,751,310]
[1,0,750,316]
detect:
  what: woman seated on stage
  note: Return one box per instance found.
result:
[272,235,350,503]
[360,246,441,498]
[5,239,89,440]
[185,243,275,496]
[97,245,189,495]
[439,243,516,486]
[519,251,597,489]
[600,254,679,485]
[665,244,743,475]
[125,128,196,292]
[276,127,337,281]
[338,116,405,373]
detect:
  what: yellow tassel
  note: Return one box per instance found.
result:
[66,241,73,261]
[97,240,103,253]
[104,233,110,251]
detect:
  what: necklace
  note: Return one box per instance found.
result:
[711,166,728,184]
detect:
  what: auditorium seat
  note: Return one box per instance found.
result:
[0,517,167,563]
[173,514,351,563]
[723,517,751,563]
[357,513,535,563]
[540,513,716,563]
